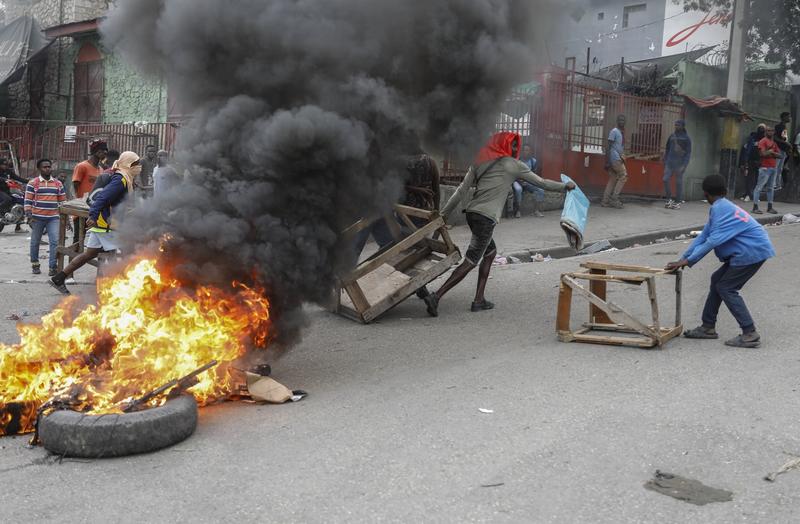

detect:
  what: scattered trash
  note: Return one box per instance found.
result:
[632,243,642,248]
[480,482,505,488]
[654,236,670,243]
[675,234,688,240]
[644,470,733,506]
[764,454,800,482]
[781,213,800,225]
[493,256,508,266]
[532,253,545,262]
[689,230,702,238]
[5,314,20,320]
[478,408,494,414]
[578,239,612,255]
[507,256,522,264]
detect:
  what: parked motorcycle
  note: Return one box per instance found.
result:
[0,179,26,232]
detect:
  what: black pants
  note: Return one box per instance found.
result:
[701,261,764,332]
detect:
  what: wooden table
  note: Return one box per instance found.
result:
[56,199,98,272]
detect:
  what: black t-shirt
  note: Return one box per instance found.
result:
[775,123,791,152]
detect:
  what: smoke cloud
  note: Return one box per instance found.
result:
[101,0,545,350]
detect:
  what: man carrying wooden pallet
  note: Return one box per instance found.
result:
[423,132,574,317]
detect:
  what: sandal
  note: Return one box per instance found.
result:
[725,333,761,348]
[683,326,718,339]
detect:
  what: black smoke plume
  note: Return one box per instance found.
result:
[101,0,543,349]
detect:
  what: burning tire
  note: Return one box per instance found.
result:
[38,395,198,458]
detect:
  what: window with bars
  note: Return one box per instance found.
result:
[73,44,104,122]
[622,3,647,29]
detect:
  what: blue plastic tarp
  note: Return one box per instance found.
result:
[560,174,590,251]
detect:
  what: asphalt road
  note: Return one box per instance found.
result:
[1,224,799,523]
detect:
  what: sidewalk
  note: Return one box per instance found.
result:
[445,198,799,257]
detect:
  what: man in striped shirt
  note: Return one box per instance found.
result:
[24,159,65,276]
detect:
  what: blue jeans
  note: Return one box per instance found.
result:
[29,217,59,269]
[753,167,776,207]
[512,180,545,207]
[663,165,685,201]
[775,151,787,189]
[701,261,764,333]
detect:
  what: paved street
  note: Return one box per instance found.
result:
[1,214,799,522]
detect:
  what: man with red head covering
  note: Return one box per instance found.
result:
[423,132,574,316]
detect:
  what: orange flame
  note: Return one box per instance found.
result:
[0,257,271,435]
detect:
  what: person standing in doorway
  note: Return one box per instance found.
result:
[774,112,791,190]
[602,114,627,208]
[24,159,65,276]
[752,127,781,215]
[512,143,546,218]
[663,119,692,210]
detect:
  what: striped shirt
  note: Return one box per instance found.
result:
[24,176,66,219]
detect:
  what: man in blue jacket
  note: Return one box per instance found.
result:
[662,119,692,209]
[665,175,774,348]
[49,152,140,294]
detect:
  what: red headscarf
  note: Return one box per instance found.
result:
[474,132,521,165]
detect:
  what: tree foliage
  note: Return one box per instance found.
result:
[681,0,800,73]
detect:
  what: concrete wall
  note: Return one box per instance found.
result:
[675,61,791,200]
[544,0,665,73]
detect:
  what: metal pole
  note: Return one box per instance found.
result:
[586,47,591,75]
[720,0,748,196]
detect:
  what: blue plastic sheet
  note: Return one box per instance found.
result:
[560,174,590,251]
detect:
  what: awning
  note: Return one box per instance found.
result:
[0,16,50,87]
[680,94,752,121]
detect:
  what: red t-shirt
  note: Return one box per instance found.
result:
[72,160,101,197]
[757,137,779,168]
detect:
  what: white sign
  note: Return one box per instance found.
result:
[662,2,732,57]
[64,125,77,143]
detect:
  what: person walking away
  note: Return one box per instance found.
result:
[752,128,780,215]
[602,114,628,208]
[774,112,791,190]
[423,132,574,316]
[512,143,546,218]
[50,152,140,294]
[24,159,65,276]
[72,139,107,242]
[152,150,180,194]
[666,175,774,348]
[138,144,157,196]
[663,119,692,209]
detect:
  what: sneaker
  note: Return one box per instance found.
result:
[610,200,624,209]
[752,206,763,215]
[664,199,674,209]
[14,224,22,232]
[48,268,57,277]
[670,201,681,210]
[683,325,719,339]
[470,299,495,312]
[48,278,70,295]
[743,195,751,202]
[423,292,439,317]
[600,200,612,208]
[534,210,544,218]
[514,211,521,219]
[724,332,761,348]
[31,264,41,275]
[65,277,76,285]
[767,206,778,215]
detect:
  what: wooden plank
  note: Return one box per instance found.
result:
[580,261,666,274]
[57,214,67,272]
[384,213,403,241]
[393,246,432,274]
[556,277,573,333]
[361,250,459,322]
[344,281,371,315]
[423,237,449,254]
[344,218,443,283]
[571,333,658,348]
[340,217,374,240]
[397,211,419,233]
[646,276,661,345]
[658,325,683,344]
[675,270,683,327]
[589,268,613,325]
[570,273,648,284]
[563,276,658,341]
[393,204,434,220]
[438,224,457,254]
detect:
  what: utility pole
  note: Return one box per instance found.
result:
[720,0,748,195]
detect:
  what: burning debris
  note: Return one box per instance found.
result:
[0,257,271,436]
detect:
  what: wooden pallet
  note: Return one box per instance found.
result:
[332,204,460,324]
[556,261,683,349]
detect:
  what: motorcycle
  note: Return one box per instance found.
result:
[0,179,26,232]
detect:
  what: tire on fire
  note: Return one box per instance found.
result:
[38,395,198,458]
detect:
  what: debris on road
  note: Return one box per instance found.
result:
[689,230,702,237]
[644,470,733,505]
[578,239,612,255]
[781,213,800,225]
[480,482,505,488]
[478,408,494,414]
[764,454,800,482]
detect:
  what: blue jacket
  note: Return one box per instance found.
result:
[664,132,692,168]
[682,198,775,267]
[89,172,128,230]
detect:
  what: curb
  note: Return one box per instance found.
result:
[506,211,794,262]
